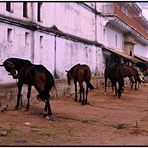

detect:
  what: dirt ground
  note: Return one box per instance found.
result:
[0,83,148,146]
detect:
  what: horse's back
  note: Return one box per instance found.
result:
[33,65,54,90]
[74,64,91,81]
[121,65,138,77]
[19,64,54,91]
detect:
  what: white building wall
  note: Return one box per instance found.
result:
[31,3,96,41]
[104,25,123,51]
[41,3,56,27]
[55,37,104,79]
[54,3,96,41]
[0,22,32,84]
[33,32,55,75]
[134,44,148,57]
[0,3,32,21]
[96,15,107,44]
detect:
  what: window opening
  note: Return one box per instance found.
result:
[37,2,43,22]
[6,2,11,12]
[40,36,43,48]
[23,2,28,18]
[25,32,29,45]
[7,28,12,42]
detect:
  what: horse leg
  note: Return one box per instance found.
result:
[79,83,84,105]
[79,87,82,102]
[111,81,115,96]
[45,96,52,120]
[38,91,48,117]
[15,82,23,109]
[26,85,32,111]
[115,83,118,97]
[19,94,23,107]
[117,82,121,98]
[112,84,115,95]
[104,77,107,95]
[82,85,85,105]
[130,77,134,89]
[85,82,89,104]
[74,82,77,102]
[44,102,47,116]
[135,79,137,90]
[43,96,48,117]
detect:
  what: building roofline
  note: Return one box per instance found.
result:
[0,14,103,47]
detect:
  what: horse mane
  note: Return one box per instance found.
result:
[5,58,32,71]
[69,63,81,74]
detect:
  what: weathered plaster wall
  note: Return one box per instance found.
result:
[104,25,123,50]
[55,37,103,79]
[55,3,96,41]
[0,22,32,84]
[33,32,55,75]
[134,44,148,57]
[0,2,32,21]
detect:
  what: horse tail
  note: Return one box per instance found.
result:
[84,69,94,90]
[43,70,55,97]
[52,82,58,98]
[87,81,94,89]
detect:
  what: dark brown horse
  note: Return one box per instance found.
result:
[104,63,124,98]
[120,65,143,90]
[65,64,94,105]
[1,58,56,120]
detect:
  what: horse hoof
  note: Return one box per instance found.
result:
[46,115,54,120]
[85,102,88,105]
[25,108,29,112]
[43,111,48,117]
[13,108,18,111]
[81,102,85,105]
[14,106,21,110]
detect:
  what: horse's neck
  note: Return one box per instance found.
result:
[70,64,80,75]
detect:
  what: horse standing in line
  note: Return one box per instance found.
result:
[120,64,143,90]
[104,63,124,98]
[1,58,56,119]
[65,64,94,105]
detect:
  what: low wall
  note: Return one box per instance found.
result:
[54,76,104,97]
[0,76,104,110]
[0,83,17,111]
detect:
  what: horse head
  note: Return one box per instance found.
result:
[65,70,72,85]
[139,72,145,83]
[3,60,18,79]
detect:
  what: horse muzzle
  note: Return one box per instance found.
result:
[9,70,18,79]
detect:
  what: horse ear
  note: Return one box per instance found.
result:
[65,70,68,73]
